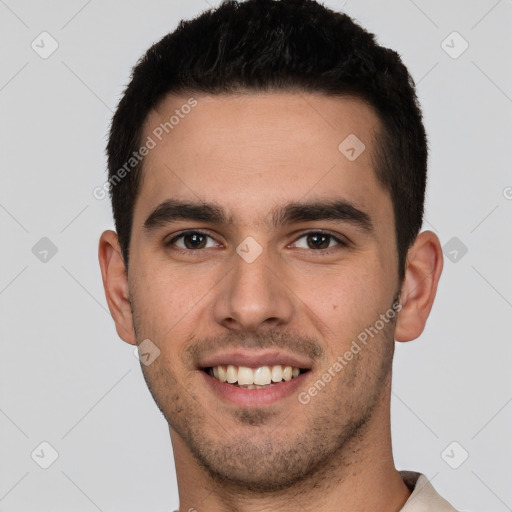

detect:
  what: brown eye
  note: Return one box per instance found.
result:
[167,231,216,250]
[293,231,347,251]
[306,233,330,249]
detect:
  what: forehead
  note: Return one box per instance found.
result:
[134,92,391,230]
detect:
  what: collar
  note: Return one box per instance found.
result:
[399,471,459,511]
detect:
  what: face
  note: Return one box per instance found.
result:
[126,92,402,491]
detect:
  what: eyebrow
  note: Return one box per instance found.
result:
[143,198,374,234]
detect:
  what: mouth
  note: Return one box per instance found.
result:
[198,351,314,406]
[203,364,309,389]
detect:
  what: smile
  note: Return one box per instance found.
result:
[206,364,306,388]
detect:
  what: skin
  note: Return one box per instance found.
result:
[99,92,443,512]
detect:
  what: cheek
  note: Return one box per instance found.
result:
[309,263,378,307]
[130,261,190,341]
[294,262,393,351]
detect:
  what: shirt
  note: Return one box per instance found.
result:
[172,471,460,511]
[400,471,459,511]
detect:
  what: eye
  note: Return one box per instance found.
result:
[291,231,348,251]
[167,230,219,250]
[166,230,348,253]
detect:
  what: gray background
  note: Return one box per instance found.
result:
[1,0,511,510]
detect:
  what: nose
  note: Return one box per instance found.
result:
[212,243,295,333]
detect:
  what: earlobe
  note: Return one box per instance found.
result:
[98,230,137,345]
[394,230,444,342]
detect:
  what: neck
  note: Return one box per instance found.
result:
[171,380,411,512]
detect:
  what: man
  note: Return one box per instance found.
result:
[98,0,455,510]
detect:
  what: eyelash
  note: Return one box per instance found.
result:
[165,230,349,255]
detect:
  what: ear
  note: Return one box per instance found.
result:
[394,230,444,342]
[98,230,136,345]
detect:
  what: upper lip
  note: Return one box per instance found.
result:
[198,350,312,370]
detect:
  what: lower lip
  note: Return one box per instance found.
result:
[201,370,310,407]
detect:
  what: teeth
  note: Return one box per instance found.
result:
[238,366,254,385]
[209,364,304,386]
[218,365,228,383]
[271,365,283,382]
[282,366,293,381]
[226,364,237,383]
[254,366,272,385]
[240,383,274,390]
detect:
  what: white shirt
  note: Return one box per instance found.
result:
[400,471,459,511]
